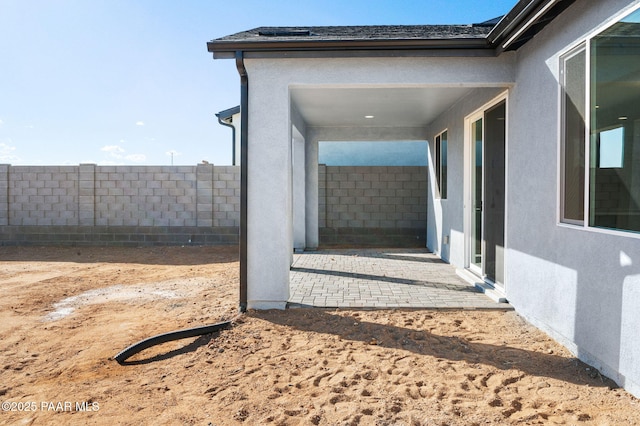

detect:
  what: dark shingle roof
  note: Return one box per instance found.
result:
[208,24,494,58]
[214,24,493,44]
[207,0,578,57]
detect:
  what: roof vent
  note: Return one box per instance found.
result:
[258,29,312,37]
[473,16,504,27]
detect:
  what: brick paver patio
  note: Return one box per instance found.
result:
[289,248,512,309]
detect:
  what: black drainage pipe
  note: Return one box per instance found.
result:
[114,320,232,364]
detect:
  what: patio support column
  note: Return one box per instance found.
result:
[305,134,319,249]
[245,61,291,309]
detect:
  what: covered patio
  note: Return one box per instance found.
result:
[207,23,515,310]
[289,248,511,309]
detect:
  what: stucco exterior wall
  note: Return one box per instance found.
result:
[506,0,640,397]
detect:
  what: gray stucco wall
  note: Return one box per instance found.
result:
[0,164,239,246]
[505,0,640,397]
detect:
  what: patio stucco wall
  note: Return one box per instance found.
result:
[505,0,640,398]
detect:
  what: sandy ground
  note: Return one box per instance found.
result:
[0,245,638,426]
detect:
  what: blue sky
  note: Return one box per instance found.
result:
[0,0,516,166]
[319,141,428,166]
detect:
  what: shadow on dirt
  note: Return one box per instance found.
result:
[0,245,239,266]
[252,308,618,389]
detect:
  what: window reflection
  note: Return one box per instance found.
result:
[590,9,640,232]
[598,126,624,168]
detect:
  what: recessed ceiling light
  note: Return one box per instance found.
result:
[618,116,628,120]
[364,115,374,119]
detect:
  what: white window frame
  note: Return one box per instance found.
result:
[557,2,640,239]
[559,43,586,226]
[434,129,448,200]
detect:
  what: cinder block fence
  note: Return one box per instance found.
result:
[0,164,426,247]
[0,164,239,246]
[319,165,427,247]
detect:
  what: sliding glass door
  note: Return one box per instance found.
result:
[484,101,506,286]
[468,99,506,288]
[471,117,483,272]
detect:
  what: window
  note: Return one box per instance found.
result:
[434,130,448,199]
[561,6,640,234]
[561,45,586,224]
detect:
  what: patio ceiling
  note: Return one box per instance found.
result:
[290,86,473,128]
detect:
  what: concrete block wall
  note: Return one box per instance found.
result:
[319,165,327,227]
[0,164,240,246]
[321,165,427,228]
[319,165,427,247]
[0,165,9,226]
[0,163,425,247]
[213,166,241,227]
[8,166,79,226]
[92,165,199,227]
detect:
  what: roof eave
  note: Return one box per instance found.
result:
[215,105,241,119]
[488,0,577,51]
[207,37,492,58]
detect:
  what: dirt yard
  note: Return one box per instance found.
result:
[0,245,638,425]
